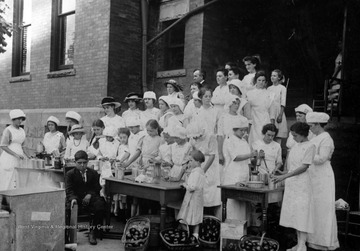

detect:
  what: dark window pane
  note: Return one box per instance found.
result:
[61,0,75,14]
[60,14,75,66]
[21,25,31,73]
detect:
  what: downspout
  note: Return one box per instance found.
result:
[141,0,148,92]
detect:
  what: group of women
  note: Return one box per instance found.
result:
[0,55,339,250]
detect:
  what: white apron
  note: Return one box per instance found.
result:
[280,141,315,233]
[247,88,275,146]
[223,135,250,220]
[307,132,339,250]
[0,126,26,190]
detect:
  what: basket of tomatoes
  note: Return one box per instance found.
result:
[160,219,199,250]
[199,215,221,248]
[121,216,151,251]
[239,235,279,251]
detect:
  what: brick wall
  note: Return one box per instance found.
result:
[0,0,110,110]
[107,0,143,107]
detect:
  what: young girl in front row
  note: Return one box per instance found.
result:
[122,119,162,170]
[177,150,206,241]
[115,127,131,218]
[169,125,192,181]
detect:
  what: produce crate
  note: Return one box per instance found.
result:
[160,219,199,251]
[199,215,221,248]
[220,219,247,251]
[122,216,151,251]
[239,235,279,251]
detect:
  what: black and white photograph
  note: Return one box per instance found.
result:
[0,0,359,250]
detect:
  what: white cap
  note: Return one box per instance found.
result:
[168,98,185,112]
[225,94,240,111]
[143,91,156,100]
[47,116,60,126]
[158,95,172,106]
[126,117,141,127]
[170,125,187,139]
[9,109,26,120]
[228,79,245,95]
[233,116,249,129]
[103,127,118,138]
[192,91,201,100]
[306,112,330,124]
[294,104,313,114]
[65,111,81,122]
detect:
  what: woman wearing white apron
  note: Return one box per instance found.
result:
[306,112,339,250]
[223,116,253,220]
[0,109,28,190]
[247,71,276,146]
[42,116,66,155]
[268,69,288,144]
[273,122,316,251]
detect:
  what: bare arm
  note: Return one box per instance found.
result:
[122,149,141,168]
[272,163,310,183]
[0,146,24,159]
[203,154,215,173]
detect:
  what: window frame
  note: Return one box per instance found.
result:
[12,0,32,76]
[162,19,185,71]
[50,0,75,71]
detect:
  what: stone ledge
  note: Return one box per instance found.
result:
[9,74,32,83]
[156,69,186,78]
[47,69,76,78]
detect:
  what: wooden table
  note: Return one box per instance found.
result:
[219,184,284,233]
[105,177,185,230]
[16,167,64,188]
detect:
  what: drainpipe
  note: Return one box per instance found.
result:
[141,0,148,92]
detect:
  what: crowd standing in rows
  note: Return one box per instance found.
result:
[0,56,339,250]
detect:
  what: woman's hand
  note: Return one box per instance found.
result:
[276,114,283,123]
[16,154,25,160]
[272,174,287,184]
[219,153,225,165]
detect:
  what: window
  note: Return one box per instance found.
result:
[12,0,32,76]
[51,0,75,71]
[162,20,185,70]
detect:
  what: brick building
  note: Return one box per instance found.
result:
[0,0,143,152]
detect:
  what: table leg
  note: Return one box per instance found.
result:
[160,204,166,230]
[262,206,268,233]
[105,187,112,232]
[222,199,227,222]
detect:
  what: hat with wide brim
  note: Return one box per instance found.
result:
[164,79,183,92]
[47,116,60,126]
[170,125,187,139]
[228,79,245,95]
[69,125,86,134]
[65,111,82,122]
[100,97,121,108]
[232,116,249,129]
[126,117,141,127]
[124,92,143,102]
[9,109,26,120]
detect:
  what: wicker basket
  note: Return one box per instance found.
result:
[199,215,220,248]
[239,235,279,251]
[160,219,199,251]
[121,216,151,251]
[141,214,174,247]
